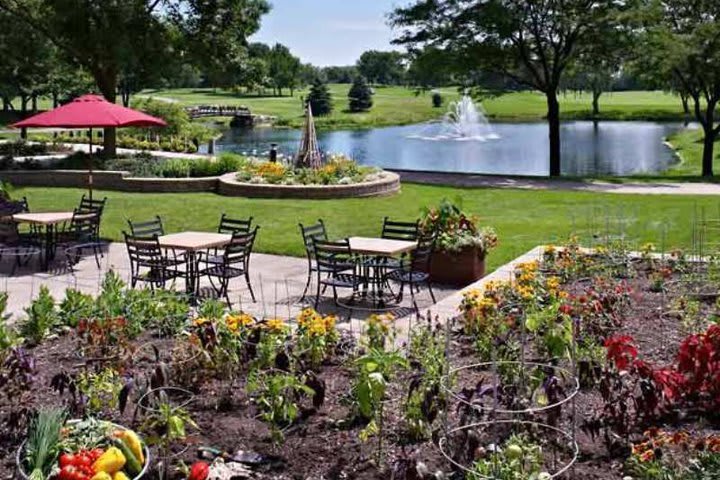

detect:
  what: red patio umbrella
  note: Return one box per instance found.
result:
[12,94,167,198]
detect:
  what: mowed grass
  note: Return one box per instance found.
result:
[139,85,463,130]
[138,86,688,129]
[482,90,686,121]
[3,87,687,130]
[14,183,720,271]
[665,128,720,178]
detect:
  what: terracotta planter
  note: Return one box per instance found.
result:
[427,247,487,286]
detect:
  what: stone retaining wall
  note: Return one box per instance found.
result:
[0,169,401,198]
[217,172,401,199]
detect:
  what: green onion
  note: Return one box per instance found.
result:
[25,408,66,480]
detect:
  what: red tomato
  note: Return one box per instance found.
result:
[59,466,77,480]
[75,454,91,468]
[59,453,75,468]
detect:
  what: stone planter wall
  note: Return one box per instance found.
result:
[0,169,401,198]
[217,172,401,199]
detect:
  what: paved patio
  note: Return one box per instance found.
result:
[0,243,459,333]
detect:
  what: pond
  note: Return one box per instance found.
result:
[212,121,688,177]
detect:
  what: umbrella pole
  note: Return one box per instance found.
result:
[88,127,93,200]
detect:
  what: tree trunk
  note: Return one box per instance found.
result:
[681,93,690,115]
[592,89,601,116]
[52,92,59,108]
[546,91,562,177]
[702,126,716,177]
[31,95,38,113]
[95,70,118,157]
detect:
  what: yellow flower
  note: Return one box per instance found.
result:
[255,161,286,178]
[193,317,210,327]
[546,276,560,290]
[544,244,556,255]
[297,308,322,329]
[265,318,287,333]
[308,319,327,337]
[323,315,337,331]
[225,313,254,332]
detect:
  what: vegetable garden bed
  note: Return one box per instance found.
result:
[2,242,720,479]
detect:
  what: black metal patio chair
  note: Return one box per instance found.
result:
[0,219,40,274]
[77,194,107,215]
[124,232,184,289]
[128,215,186,267]
[299,219,328,302]
[199,227,259,306]
[57,209,104,268]
[128,216,165,237]
[385,234,436,311]
[312,238,363,309]
[218,214,254,235]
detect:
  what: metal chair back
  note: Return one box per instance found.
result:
[70,209,101,243]
[300,220,328,255]
[218,214,253,235]
[78,195,107,215]
[381,217,420,241]
[410,234,435,272]
[313,238,355,274]
[124,232,164,269]
[128,216,165,237]
[224,227,258,266]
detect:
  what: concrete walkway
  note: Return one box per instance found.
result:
[394,170,720,195]
[0,243,457,333]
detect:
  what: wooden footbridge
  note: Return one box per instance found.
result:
[185,105,275,127]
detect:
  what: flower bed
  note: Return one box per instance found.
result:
[235,154,381,186]
[4,242,720,478]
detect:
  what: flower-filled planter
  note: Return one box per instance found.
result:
[420,200,497,286]
[428,246,486,286]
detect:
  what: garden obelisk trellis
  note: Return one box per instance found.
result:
[296,103,322,169]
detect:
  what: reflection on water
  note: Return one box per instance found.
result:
[213,121,685,177]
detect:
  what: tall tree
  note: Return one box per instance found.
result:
[391,0,627,177]
[267,43,301,96]
[637,0,720,176]
[407,46,454,91]
[0,0,269,155]
[356,50,406,85]
[306,78,332,116]
[348,76,373,112]
[174,0,270,90]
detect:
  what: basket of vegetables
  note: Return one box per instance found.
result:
[17,409,150,480]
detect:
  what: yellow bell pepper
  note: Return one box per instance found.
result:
[91,473,112,480]
[116,429,145,464]
[113,472,131,480]
[92,447,126,474]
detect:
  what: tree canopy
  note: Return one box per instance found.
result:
[356,50,406,85]
[391,0,628,177]
[635,0,720,177]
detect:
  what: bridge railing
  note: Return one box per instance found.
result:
[185,105,252,118]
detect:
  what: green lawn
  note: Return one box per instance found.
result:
[136,86,688,130]
[2,86,687,131]
[14,183,719,271]
[664,128,720,178]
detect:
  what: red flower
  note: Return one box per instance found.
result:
[605,335,638,371]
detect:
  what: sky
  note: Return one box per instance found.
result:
[251,0,410,67]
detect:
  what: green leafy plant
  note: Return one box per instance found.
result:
[59,289,95,328]
[419,199,498,256]
[247,370,315,443]
[21,286,59,345]
[470,433,547,480]
[24,407,66,480]
[352,348,407,442]
[0,292,18,354]
[404,323,448,441]
[76,367,124,415]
